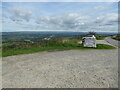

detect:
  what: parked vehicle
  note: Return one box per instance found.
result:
[82,35,96,47]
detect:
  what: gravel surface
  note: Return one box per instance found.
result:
[2,49,118,88]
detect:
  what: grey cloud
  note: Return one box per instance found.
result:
[95,13,118,26]
[35,13,90,30]
[3,7,118,32]
[8,8,32,22]
[16,12,118,32]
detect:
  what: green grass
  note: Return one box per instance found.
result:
[112,37,120,41]
[2,43,16,47]
[2,43,116,57]
[96,37,105,40]
[112,34,120,41]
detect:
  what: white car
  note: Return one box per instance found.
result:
[82,35,96,47]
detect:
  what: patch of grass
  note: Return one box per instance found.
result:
[112,37,120,41]
[2,43,116,57]
[96,37,105,40]
[2,43,16,47]
[96,44,116,49]
[112,34,120,41]
[70,39,81,43]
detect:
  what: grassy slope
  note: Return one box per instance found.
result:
[112,37,120,41]
[2,37,116,57]
[2,43,116,57]
[111,34,120,41]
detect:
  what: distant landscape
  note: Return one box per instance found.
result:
[1,31,118,57]
[2,31,118,43]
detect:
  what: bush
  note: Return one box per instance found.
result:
[112,34,120,41]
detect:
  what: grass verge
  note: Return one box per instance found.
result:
[112,37,120,41]
[2,44,116,57]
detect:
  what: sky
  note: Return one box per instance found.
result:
[1,2,118,32]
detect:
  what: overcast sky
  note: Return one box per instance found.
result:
[1,2,118,32]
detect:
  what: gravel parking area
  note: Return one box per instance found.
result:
[2,49,118,88]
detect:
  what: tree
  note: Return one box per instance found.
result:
[88,31,97,35]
